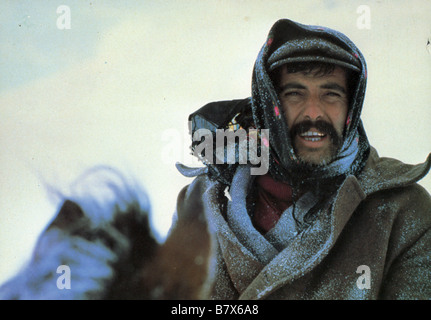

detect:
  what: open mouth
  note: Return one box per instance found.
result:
[291,120,341,151]
[299,130,327,142]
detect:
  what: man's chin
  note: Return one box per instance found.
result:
[295,149,335,167]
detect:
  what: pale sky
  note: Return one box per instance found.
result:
[1,0,430,285]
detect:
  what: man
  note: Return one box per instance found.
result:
[175,18,431,299]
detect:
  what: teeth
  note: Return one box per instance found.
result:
[300,131,325,137]
[305,137,321,142]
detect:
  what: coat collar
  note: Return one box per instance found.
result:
[239,174,366,299]
[202,170,365,299]
[357,147,431,196]
[201,148,430,299]
[201,179,265,294]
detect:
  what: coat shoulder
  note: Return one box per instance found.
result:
[358,147,431,196]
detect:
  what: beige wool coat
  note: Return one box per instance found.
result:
[174,147,431,300]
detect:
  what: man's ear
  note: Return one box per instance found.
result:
[46,200,86,231]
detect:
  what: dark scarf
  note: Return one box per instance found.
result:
[251,19,370,189]
[248,20,371,233]
[184,19,371,235]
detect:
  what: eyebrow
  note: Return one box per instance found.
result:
[278,82,306,92]
[320,83,347,94]
[278,81,347,94]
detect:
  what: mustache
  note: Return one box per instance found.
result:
[290,120,341,146]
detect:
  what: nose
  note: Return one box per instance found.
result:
[302,96,324,121]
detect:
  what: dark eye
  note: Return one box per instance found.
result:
[282,91,302,98]
[326,91,341,97]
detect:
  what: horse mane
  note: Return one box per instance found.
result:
[0,166,214,300]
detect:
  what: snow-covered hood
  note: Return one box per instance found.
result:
[251,19,370,187]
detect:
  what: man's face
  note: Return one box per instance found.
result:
[277,66,349,165]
